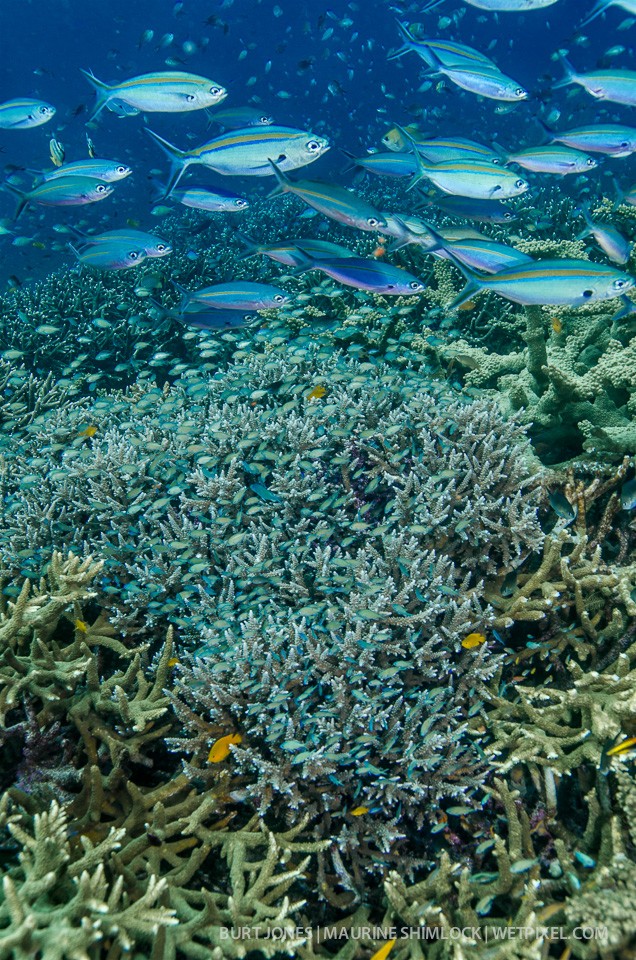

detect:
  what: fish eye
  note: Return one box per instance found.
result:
[235,199,248,207]
[367,217,381,227]
[156,244,167,252]
[515,87,525,98]
[210,86,224,96]
[613,278,629,290]
[260,116,271,123]
[409,280,421,290]
[583,289,594,298]
[503,211,513,219]
[586,158,596,166]
[307,139,321,152]
[273,294,285,303]
[515,179,526,188]
[95,184,108,193]
[39,105,49,114]
[129,251,139,260]
[116,165,128,174]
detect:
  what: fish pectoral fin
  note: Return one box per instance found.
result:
[488,185,503,197]
[107,99,140,117]
[447,282,480,312]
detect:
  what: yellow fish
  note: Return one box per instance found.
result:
[462,632,486,649]
[74,619,88,633]
[370,939,397,960]
[607,736,636,757]
[167,657,180,668]
[79,425,98,438]
[551,317,563,334]
[351,805,369,816]
[208,733,242,763]
[307,385,326,400]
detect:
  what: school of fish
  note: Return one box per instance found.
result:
[2,0,636,327]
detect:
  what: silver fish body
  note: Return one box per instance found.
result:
[81,69,227,121]
[504,145,597,174]
[0,98,55,129]
[267,161,386,231]
[147,125,329,194]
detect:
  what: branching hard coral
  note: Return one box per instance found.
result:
[0,799,177,960]
[0,348,544,648]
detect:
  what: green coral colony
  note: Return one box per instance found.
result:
[1,6,636,960]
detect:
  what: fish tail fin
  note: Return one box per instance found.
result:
[149,176,171,203]
[611,175,625,210]
[553,53,577,90]
[535,117,556,142]
[579,0,610,27]
[288,245,316,275]
[340,149,358,173]
[387,21,416,60]
[145,129,189,194]
[170,279,192,313]
[611,293,636,322]
[65,224,90,242]
[1,180,28,221]
[447,281,481,312]
[396,126,429,191]
[80,68,113,122]
[266,159,292,197]
[235,232,260,260]
[420,0,446,11]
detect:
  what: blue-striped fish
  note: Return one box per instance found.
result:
[388,22,494,68]
[267,161,387,231]
[427,51,528,102]
[555,54,636,107]
[175,281,291,313]
[422,0,558,8]
[446,257,634,308]
[147,126,329,194]
[237,234,355,265]
[537,118,636,157]
[37,159,132,182]
[342,151,422,179]
[3,176,113,219]
[431,237,534,273]
[577,207,631,264]
[68,228,172,259]
[294,250,427,295]
[382,129,501,164]
[503,145,597,174]
[412,154,529,200]
[70,239,148,271]
[81,69,227,121]
[165,184,249,212]
[208,106,273,128]
[423,195,518,222]
[0,98,55,129]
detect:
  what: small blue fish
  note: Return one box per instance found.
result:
[621,476,636,510]
[0,98,55,129]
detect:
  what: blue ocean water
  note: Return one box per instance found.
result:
[0,0,633,285]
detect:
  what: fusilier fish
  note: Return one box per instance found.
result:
[208,105,274,128]
[3,176,113,219]
[175,281,291,313]
[503,145,597,174]
[70,239,148,270]
[537,118,636,157]
[555,54,636,107]
[36,158,132,182]
[389,22,494,68]
[422,0,558,8]
[0,98,55,129]
[147,125,330,193]
[447,257,634,308]
[237,235,355,265]
[576,206,631,264]
[294,249,427,294]
[412,154,529,200]
[68,227,172,258]
[164,184,249,212]
[267,161,387,231]
[81,69,227,121]
[426,51,528,102]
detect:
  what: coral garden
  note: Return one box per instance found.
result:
[0,193,635,959]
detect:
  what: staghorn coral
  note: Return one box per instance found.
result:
[0,798,176,959]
